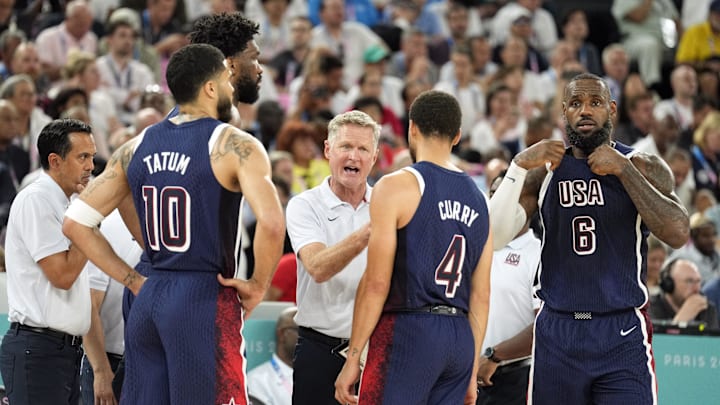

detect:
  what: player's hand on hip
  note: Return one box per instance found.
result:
[587,144,629,176]
[216,274,264,315]
[513,139,565,171]
[335,360,361,405]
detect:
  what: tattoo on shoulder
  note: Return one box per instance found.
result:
[631,153,674,194]
[107,141,135,173]
[211,128,255,164]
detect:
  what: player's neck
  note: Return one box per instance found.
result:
[173,104,216,124]
[415,142,460,172]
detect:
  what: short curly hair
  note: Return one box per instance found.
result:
[188,12,259,58]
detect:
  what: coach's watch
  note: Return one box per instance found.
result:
[483,347,501,363]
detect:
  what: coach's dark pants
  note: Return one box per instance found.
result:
[293,327,346,405]
[477,364,530,405]
[0,325,83,404]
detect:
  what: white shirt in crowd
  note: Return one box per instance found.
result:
[247,353,293,405]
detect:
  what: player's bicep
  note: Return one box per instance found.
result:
[631,153,678,198]
[364,180,399,285]
[80,139,135,215]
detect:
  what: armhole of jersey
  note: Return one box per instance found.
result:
[208,123,231,155]
[234,195,246,280]
[132,129,147,153]
[402,166,425,196]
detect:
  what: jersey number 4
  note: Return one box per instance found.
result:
[435,235,466,298]
[142,185,191,252]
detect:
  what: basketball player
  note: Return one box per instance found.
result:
[335,90,493,405]
[63,44,285,404]
[489,73,690,404]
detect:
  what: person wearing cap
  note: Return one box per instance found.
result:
[677,0,720,67]
[345,44,404,118]
[489,0,557,58]
[668,212,720,284]
[96,15,158,126]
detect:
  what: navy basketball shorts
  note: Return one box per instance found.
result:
[121,270,248,404]
[529,304,657,405]
[358,313,474,404]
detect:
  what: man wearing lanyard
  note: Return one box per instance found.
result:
[248,306,299,405]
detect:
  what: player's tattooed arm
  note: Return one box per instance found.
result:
[622,153,690,248]
[82,140,135,198]
[211,127,255,164]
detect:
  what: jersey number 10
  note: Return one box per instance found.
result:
[142,185,191,252]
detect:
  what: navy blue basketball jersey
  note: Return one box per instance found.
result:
[537,142,650,312]
[126,118,243,277]
[384,162,490,313]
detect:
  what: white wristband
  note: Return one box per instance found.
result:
[65,199,105,228]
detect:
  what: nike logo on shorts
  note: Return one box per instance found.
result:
[620,325,637,336]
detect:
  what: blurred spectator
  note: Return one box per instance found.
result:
[537,40,577,102]
[97,16,156,125]
[702,272,720,324]
[490,0,558,58]
[632,108,680,159]
[381,0,441,38]
[399,78,431,136]
[99,8,161,83]
[469,83,524,159]
[430,0,483,42]
[138,84,169,115]
[697,64,720,104]
[654,65,698,131]
[670,212,720,283]
[429,1,472,66]
[682,0,712,28]
[267,253,298,303]
[676,0,720,68]
[387,27,438,85]
[678,94,718,150]
[601,43,630,105]
[35,0,97,82]
[646,235,667,296]
[692,110,720,200]
[345,44,404,117]
[0,28,25,81]
[0,0,14,34]
[0,73,51,171]
[247,306,298,404]
[667,148,696,211]
[209,0,238,14]
[108,106,162,151]
[275,119,330,194]
[0,99,24,239]
[309,0,378,27]
[141,0,187,58]
[269,16,312,93]
[270,150,295,192]
[560,8,601,75]
[250,99,286,150]
[649,258,719,328]
[310,0,384,88]
[245,0,306,25]
[493,7,548,74]
[46,86,87,119]
[60,50,119,160]
[434,41,485,138]
[10,41,50,95]
[612,0,679,88]
[253,0,293,64]
[615,91,655,146]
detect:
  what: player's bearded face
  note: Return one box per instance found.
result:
[217,92,233,123]
[566,119,612,155]
[233,71,261,104]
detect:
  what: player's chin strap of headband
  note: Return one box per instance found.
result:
[65,198,106,228]
[488,161,528,250]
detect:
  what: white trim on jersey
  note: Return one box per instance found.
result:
[402,166,426,195]
[634,215,650,307]
[534,170,555,295]
[635,307,659,405]
[132,129,147,153]
[207,123,231,154]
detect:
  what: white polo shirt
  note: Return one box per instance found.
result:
[86,210,142,355]
[482,230,541,361]
[286,177,371,338]
[5,172,91,336]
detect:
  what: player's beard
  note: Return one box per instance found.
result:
[566,120,613,156]
[217,93,233,123]
[233,73,261,104]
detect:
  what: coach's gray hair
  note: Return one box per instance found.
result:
[327,110,381,149]
[0,74,34,100]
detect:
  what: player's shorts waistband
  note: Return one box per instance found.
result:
[543,306,636,320]
[391,305,467,317]
[144,268,221,277]
[298,327,347,347]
